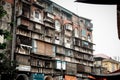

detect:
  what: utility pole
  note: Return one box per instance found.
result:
[11,0,17,66]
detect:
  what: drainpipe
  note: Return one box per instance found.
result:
[11,0,17,66]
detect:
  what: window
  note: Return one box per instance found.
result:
[45,61,51,68]
[82,41,89,47]
[34,9,42,22]
[112,64,115,71]
[88,34,92,42]
[62,12,72,21]
[65,49,73,56]
[74,28,79,37]
[37,60,42,67]
[55,20,61,31]
[35,11,39,18]
[65,37,71,43]
[88,34,91,39]
[53,7,60,16]
[35,24,41,30]
[32,40,37,53]
[74,38,80,46]
[82,29,86,37]
[22,4,30,18]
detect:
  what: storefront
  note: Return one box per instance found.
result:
[88,72,120,80]
[31,73,44,80]
[65,75,77,80]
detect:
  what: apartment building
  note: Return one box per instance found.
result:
[1,0,94,80]
[94,54,120,75]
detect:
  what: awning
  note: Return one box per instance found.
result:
[90,72,120,77]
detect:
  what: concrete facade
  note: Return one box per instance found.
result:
[0,0,94,80]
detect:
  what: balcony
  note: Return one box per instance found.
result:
[16,54,31,71]
[17,3,30,19]
[85,21,93,31]
[33,23,44,34]
[82,41,93,50]
[42,69,53,74]
[44,37,53,43]
[44,12,54,23]
[15,54,30,66]
[77,64,85,73]
[64,30,72,37]
[44,22,55,29]
[45,28,54,37]
[17,17,33,30]
[32,40,55,57]
[74,53,83,59]
[32,33,44,40]
[15,45,31,55]
[73,38,81,47]
[33,0,45,9]
[16,28,31,37]
[66,62,77,75]
[16,35,32,46]
[65,49,74,57]
[84,66,92,73]
[74,46,79,51]
[30,58,44,68]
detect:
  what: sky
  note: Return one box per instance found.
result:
[51,0,120,58]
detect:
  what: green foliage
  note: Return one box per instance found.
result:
[8,22,15,27]
[0,2,16,77]
[0,43,6,49]
[0,29,12,41]
[4,30,12,40]
[0,29,4,35]
[0,52,17,74]
[0,5,7,19]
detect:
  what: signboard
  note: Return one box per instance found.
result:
[65,75,77,80]
[32,73,44,80]
[16,65,31,71]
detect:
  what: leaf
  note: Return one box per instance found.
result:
[0,6,7,18]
